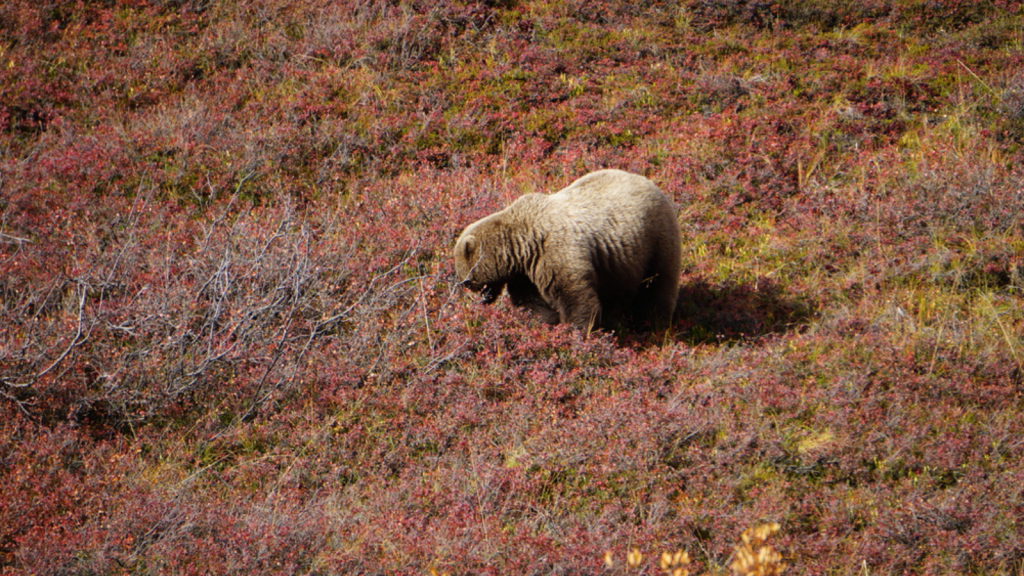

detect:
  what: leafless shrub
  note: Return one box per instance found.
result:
[0,187,445,428]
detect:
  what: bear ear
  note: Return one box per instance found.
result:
[460,235,478,258]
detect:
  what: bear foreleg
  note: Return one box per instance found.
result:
[548,274,603,331]
[506,276,560,324]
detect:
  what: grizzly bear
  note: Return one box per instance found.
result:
[454,169,681,331]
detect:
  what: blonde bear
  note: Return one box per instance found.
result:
[454,169,681,331]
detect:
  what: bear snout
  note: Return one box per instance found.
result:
[480,282,503,304]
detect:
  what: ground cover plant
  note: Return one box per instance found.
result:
[1,0,1023,573]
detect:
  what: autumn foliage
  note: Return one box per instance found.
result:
[2,0,1024,574]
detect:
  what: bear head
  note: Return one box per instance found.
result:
[454,217,507,304]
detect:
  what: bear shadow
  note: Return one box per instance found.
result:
[663,276,816,346]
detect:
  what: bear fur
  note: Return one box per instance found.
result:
[454,169,681,331]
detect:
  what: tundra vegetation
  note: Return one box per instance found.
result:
[1,1,1023,574]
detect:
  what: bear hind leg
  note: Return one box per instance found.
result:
[635,272,679,331]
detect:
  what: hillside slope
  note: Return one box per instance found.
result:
[2,1,1023,574]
